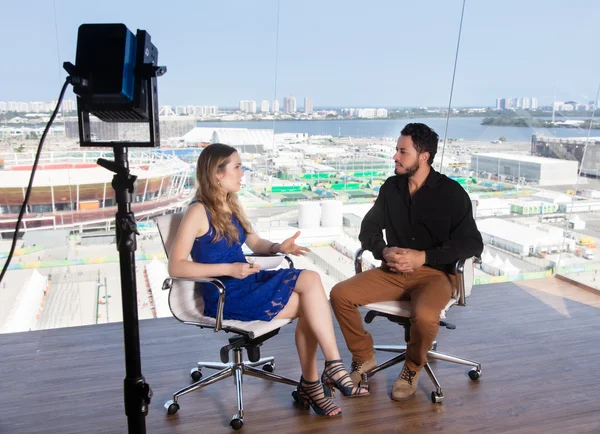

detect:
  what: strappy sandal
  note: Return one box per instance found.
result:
[291,376,342,417]
[321,359,370,398]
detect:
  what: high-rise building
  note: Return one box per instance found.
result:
[239,100,257,113]
[272,100,279,113]
[284,96,296,113]
[496,96,538,110]
[304,97,313,114]
[260,100,270,113]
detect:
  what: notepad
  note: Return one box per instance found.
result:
[246,256,284,270]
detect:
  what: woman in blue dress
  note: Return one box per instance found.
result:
[168,143,368,417]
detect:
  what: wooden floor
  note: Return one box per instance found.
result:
[1,278,600,434]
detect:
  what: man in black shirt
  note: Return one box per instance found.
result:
[330,123,483,401]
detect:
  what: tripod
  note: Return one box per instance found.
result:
[64,27,166,432]
[98,146,152,433]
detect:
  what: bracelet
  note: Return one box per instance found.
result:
[269,242,280,255]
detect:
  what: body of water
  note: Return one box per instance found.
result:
[197,117,598,142]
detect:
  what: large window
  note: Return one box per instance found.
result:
[0,0,598,333]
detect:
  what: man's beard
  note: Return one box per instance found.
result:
[394,161,419,177]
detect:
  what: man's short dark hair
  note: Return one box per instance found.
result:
[400,123,439,165]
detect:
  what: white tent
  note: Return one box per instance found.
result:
[501,257,520,275]
[481,250,494,265]
[1,269,47,333]
[481,250,504,276]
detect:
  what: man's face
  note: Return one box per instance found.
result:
[394,135,424,177]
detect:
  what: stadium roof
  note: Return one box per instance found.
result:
[183,127,275,150]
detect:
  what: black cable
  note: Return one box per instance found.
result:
[0,77,71,285]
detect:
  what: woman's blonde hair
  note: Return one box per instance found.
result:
[195,143,252,244]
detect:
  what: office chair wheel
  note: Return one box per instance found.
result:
[164,400,180,415]
[262,363,275,373]
[468,368,481,381]
[190,368,203,382]
[230,415,244,430]
[431,392,444,403]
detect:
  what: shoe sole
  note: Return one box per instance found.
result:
[390,391,416,401]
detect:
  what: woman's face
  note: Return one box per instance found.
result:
[216,152,244,193]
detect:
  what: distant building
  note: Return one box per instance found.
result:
[495,96,537,110]
[260,100,270,113]
[239,100,257,113]
[0,99,76,113]
[471,152,579,185]
[304,97,313,114]
[284,96,296,113]
[531,98,538,110]
[182,127,275,153]
[272,100,280,113]
[477,218,564,256]
[531,135,600,178]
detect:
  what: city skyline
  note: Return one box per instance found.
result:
[0,1,598,108]
[6,94,599,114]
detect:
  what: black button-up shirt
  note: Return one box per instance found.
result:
[359,168,483,273]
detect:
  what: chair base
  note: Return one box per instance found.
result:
[164,348,298,430]
[361,343,482,403]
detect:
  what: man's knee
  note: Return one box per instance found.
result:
[330,280,353,307]
[411,307,442,325]
[425,272,454,300]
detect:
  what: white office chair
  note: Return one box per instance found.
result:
[354,248,482,403]
[155,213,298,430]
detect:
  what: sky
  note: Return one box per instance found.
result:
[0,0,599,108]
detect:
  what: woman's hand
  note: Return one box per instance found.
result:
[230,262,261,279]
[279,231,311,256]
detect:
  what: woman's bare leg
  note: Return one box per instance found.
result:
[275,270,340,361]
[295,313,319,382]
[277,291,341,415]
[276,270,366,398]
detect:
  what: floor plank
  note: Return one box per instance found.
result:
[1,278,599,434]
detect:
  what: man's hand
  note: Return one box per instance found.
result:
[383,247,426,273]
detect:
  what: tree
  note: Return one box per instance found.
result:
[499,136,507,142]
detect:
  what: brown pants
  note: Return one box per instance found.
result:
[330,265,454,371]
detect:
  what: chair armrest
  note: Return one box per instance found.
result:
[162,276,227,332]
[454,256,480,306]
[454,258,468,306]
[354,248,366,274]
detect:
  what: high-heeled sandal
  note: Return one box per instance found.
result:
[291,376,342,417]
[321,359,370,398]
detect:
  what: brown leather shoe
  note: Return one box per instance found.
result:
[349,356,377,386]
[391,363,420,401]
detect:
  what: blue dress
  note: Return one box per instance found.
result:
[190,205,302,321]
